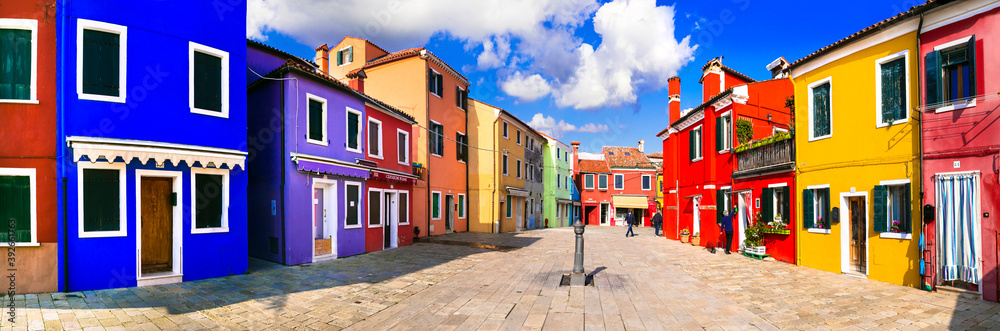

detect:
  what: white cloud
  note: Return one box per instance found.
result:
[527,113,609,139]
[476,35,511,70]
[501,72,552,102]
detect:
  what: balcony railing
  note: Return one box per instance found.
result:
[732,138,794,178]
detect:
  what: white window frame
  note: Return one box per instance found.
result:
[77,162,127,238]
[396,129,410,165]
[516,159,522,179]
[874,50,910,128]
[807,77,833,141]
[367,117,384,159]
[691,125,703,162]
[557,173,561,189]
[769,184,787,222]
[344,181,363,229]
[0,168,38,246]
[599,174,608,190]
[505,195,513,219]
[642,175,652,191]
[306,93,328,146]
[0,19,38,104]
[584,174,594,189]
[932,35,977,113]
[189,41,230,118]
[429,120,443,157]
[806,184,831,234]
[337,45,353,66]
[719,111,733,152]
[614,174,624,190]
[368,188,383,228]
[456,131,467,163]
[879,179,913,239]
[431,191,442,220]
[430,70,442,98]
[458,194,466,219]
[516,130,522,146]
[77,19,127,103]
[503,122,509,139]
[190,168,230,234]
[397,191,410,225]
[346,107,363,154]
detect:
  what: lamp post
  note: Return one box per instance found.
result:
[570,219,586,286]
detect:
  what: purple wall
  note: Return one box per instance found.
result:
[247,45,368,265]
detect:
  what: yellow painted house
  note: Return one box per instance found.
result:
[468,99,532,233]
[789,6,928,288]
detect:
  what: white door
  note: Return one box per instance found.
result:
[516,198,523,231]
[737,192,749,251]
[692,197,701,235]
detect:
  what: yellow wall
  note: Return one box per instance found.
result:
[793,29,922,287]
[468,99,497,233]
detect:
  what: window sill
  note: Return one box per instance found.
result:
[79,231,127,238]
[347,148,363,154]
[431,93,442,99]
[79,93,125,103]
[691,157,703,162]
[368,224,383,228]
[875,118,908,128]
[308,139,329,147]
[935,100,976,113]
[11,242,40,247]
[344,225,363,230]
[879,232,912,240]
[807,228,831,234]
[0,99,39,104]
[368,154,384,160]
[808,134,832,142]
[431,153,442,158]
[191,107,229,118]
[192,227,229,234]
[718,149,730,154]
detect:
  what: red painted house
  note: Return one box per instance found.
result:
[0,1,59,294]
[603,144,658,227]
[356,77,419,253]
[572,142,613,226]
[918,1,1000,302]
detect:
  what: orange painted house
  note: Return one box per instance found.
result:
[320,37,470,236]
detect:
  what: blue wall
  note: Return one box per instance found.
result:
[58,0,248,291]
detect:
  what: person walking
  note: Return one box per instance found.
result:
[625,211,635,237]
[652,210,663,237]
[718,207,736,254]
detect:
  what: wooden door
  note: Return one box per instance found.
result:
[849,197,867,274]
[141,177,173,275]
[384,192,392,248]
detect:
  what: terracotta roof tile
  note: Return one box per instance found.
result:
[247,39,317,68]
[647,152,663,158]
[578,159,611,174]
[346,47,425,78]
[603,147,656,169]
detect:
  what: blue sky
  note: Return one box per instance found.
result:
[249,0,924,154]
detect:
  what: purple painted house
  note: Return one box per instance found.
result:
[247,40,378,264]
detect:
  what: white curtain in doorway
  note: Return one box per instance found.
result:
[936,173,981,284]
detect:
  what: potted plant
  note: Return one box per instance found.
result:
[680,229,690,243]
[890,220,901,233]
[743,219,767,255]
[691,232,700,246]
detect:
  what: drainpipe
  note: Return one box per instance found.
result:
[491,114,501,233]
[57,0,69,292]
[915,12,930,291]
[280,79,287,265]
[465,87,470,233]
[424,59,432,238]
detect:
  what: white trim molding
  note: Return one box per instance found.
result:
[0,168,38,245]
[367,188,384,228]
[874,50,911,128]
[306,93,328,146]
[807,77,833,142]
[344,181,363,229]
[189,41,230,118]
[790,17,919,79]
[879,179,911,186]
[134,169,184,281]
[77,19,127,103]
[0,19,39,104]
[346,107,363,153]
[67,136,246,170]
[367,117,384,159]
[190,167,230,234]
[767,182,789,188]
[396,129,410,165]
[431,191,442,220]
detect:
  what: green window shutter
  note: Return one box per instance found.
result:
[348,47,353,63]
[812,83,831,137]
[456,86,461,107]
[715,116,723,152]
[0,29,33,100]
[347,112,359,149]
[925,51,941,106]
[463,135,469,161]
[83,169,121,232]
[822,189,831,228]
[802,189,814,229]
[902,183,912,233]
[433,194,440,218]
[506,195,511,217]
[346,185,359,226]
[873,185,887,232]
[459,195,465,217]
[689,132,695,160]
[0,176,31,242]
[194,174,224,229]
[336,50,343,66]
[455,133,462,161]
[308,99,323,141]
[967,35,976,99]
[761,187,773,223]
[82,29,120,97]
[194,51,223,112]
[436,73,443,97]
[781,188,790,223]
[463,89,469,110]
[716,189,724,221]
[427,69,433,93]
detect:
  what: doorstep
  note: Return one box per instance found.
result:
[137,272,183,287]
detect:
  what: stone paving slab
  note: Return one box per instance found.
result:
[2,226,998,330]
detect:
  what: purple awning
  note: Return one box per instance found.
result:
[296,160,370,179]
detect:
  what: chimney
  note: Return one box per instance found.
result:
[315,44,330,74]
[638,139,645,153]
[701,57,723,103]
[349,69,367,93]
[668,76,680,123]
[570,141,581,176]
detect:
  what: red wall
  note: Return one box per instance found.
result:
[579,172,613,224]
[363,104,416,252]
[608,169,658,226]
[732,172,796,263]
[919,7,999,302]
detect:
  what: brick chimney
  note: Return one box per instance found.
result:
[349,69,367,93]
[315,44,330,74]
[701,57,723,103]
[570,141,581,176]
[668,76,680,123]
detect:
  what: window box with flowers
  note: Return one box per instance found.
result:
[680,229,690,243]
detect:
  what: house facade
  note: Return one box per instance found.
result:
[58,0,249,290]
[467,99,497,233]
[0,0,59,293]
[361,100,419,253]
[603,144,658,227]
[918,0,1000,302]
[573,142,613,226]
[496,110,531,232]
[789,5,927,287]
[322,38,470,237]
[524,130,544,229]
[542,134,573,228]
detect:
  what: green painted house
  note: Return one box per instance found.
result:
[541,133,574,228]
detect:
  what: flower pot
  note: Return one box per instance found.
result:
[691,237,700,246]
[753,246,766,255]
[680,235,689,243]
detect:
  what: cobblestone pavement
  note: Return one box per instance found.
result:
[4,226,1000,330]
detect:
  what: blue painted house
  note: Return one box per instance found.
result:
[571,178,581,226]
[247,40,391,265]
[56,0,248,290]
